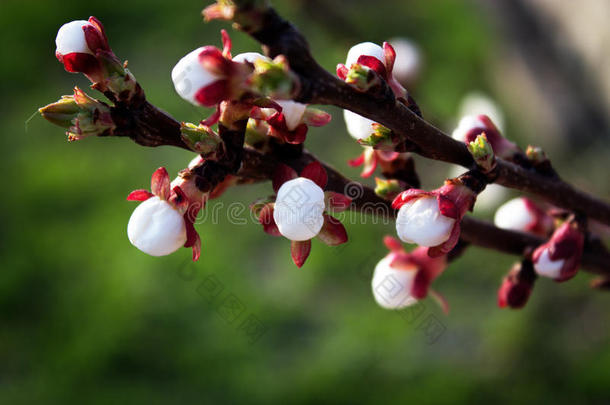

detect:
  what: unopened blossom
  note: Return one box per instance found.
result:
[255,162,351,267]
[171,31,250,106]
[497,261,537,309]
[392,177,478,256]
[55,17,109,79]
[448,165,506,212]
[494,197,553,236]
[127,167,204,260]
[372,237,448,310]
[128,196,187,256]
[274,177,325,241]
[452,114,520,160]
[532,220,584,281]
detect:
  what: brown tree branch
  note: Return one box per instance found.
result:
[106,95,610,275]
[229,4,610,226]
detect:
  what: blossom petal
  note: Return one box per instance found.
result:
[291,240,311,268]
[127,189,154,201]
[301,161,327,189]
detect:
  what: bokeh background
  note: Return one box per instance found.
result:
[2,0,609,403]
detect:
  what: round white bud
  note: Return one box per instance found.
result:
[371,256,418,309]
[55,20,94,56]
[172,47,221,105]
[273,177,325,241]
[396,196,455,247]
[494,198,535,232]
[127,196,187,256]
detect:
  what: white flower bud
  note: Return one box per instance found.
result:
[534,248,565,279]
[396,196,455,246]
[371,256,418,309]
[172,47,221,105]
[55,20,94,56]
[494,198,535,232]
[127,196,187,256]
[451,115,486,142]
[232,52,271,64]
[345,42,385,67]
[275,100,307,131]
[343,109,376,140]
[273,177,325,241]
[388,37,420,84]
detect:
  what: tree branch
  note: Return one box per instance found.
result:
[231,4,610,226]
[107,95,610,276]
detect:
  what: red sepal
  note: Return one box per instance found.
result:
[317,215,348,246]
[357,55,388,78]
[348,154,365,167]
[283,124,308,144]
[184,218,201,261]
[198,46,232,76]
[325,192,352,212]
[87,16,109,49]
[220,29,232,58]
[127,189,154,201]
[151,167,171,200]
[291,240,311,268]
[437,195,459,219]
[82,24,107,53]
[383,236,403,252]
[336,64,348,80]
[272,164,298,193]
[382,42,396,76]
[194,79,229,107]
[57,52,99,75]
[259,203,281,237]
[428,222,461,258]
[391,189,430,209]
[201,104,221,127]
[300,161,327,189]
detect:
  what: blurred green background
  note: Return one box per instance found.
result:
[1,0,609,403]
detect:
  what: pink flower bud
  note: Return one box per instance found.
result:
[494,197,553,236]
[532,220,584,282]
[127,196,187,256]
[497,261,536,309]
[55,17,109,76]
[392,180,476,256]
